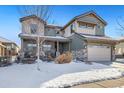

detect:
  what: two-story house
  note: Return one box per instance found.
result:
[0,36,19,57]
[19,11,116,62]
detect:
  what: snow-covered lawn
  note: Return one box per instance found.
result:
[0,61,123,88]
[41,68,123,88]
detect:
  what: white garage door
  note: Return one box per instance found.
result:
[88,45,111,61]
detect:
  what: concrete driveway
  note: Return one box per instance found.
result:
[95,60,124,70]
[95,61,113,66]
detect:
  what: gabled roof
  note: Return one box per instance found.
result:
[76,11,107,25]
[0,36,13,43]
[0,36,18,47]
[116,37,124,42]
[62,10,107,30]
[20,15,46,24]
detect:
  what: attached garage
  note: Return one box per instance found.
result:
[87,45,111,61]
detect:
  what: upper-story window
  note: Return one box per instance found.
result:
[30,24,38,34]
[79,22,94,29]
[71,24,75,33]
[79,23,87,28]
[56,31,60,35]
[97,25,100,29]
[97,25,103,30]
[87,24,94,29]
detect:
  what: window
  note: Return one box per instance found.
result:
[6,45,11,50]
[43,45,51,51]
[79,23,87,28]
[27,44,37,51]
[88,45,109,48]
[27,44,37,47]
[79,22,94,29]
[71,24,75,33]
[87,24,94,29]
[97,25,100,29]
[30,24,38,34]
[56,31,59,35]
[11,44,16,49]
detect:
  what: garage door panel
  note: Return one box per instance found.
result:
[88,45,111,61]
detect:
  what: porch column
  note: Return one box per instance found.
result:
[36,36,41,62]
[112,46,115,61]
[56,41,60,56]
[3,48,5,56]
[69,41,71,51]
[20,39,24,57]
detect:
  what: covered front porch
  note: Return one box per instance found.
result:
[20,34,70,60]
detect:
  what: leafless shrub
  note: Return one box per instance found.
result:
[55,52,73,64]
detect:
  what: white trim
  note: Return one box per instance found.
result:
[19,33,69,42]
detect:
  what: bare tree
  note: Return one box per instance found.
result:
[116,17,124,36]
[18,5,53,23]
[17,5,53,70]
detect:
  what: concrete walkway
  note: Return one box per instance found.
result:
[72,77,124,88]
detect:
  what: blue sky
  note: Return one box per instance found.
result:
[0,5,124,46]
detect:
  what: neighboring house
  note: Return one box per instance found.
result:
[19,11,116,62]
[0,36,19,58]
[115,38,124,57]
[0,41,6,57]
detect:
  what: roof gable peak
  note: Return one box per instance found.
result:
[76,10,107,25]
[20,15,46,24]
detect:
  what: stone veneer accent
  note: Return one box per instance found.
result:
[72,43,87,62]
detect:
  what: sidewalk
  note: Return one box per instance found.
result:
[72,77,124,88]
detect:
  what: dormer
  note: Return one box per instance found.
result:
[62,11,107,37]
[20,15,46,36]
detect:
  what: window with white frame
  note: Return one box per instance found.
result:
[30,24,38,34]
[71,24,75,33]
[87,24,94,29]
[79,23,87,28]
[79,22,94,29]
[27,44,37,51]
[42,45,51,51]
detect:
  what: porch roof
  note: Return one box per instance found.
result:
[76,33,117,44]
[19,33,69,42]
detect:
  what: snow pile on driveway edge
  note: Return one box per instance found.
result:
[41,68,124,88]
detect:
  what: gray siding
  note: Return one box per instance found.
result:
[69,33,86,50]
[95,25,104,36]
[63,43,69,51]
[77,15,105,36]
[44,28,56,36]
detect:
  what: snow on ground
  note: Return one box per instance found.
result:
[0,61,123,88]
[41,68,123,88]
[116,58,124,62]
